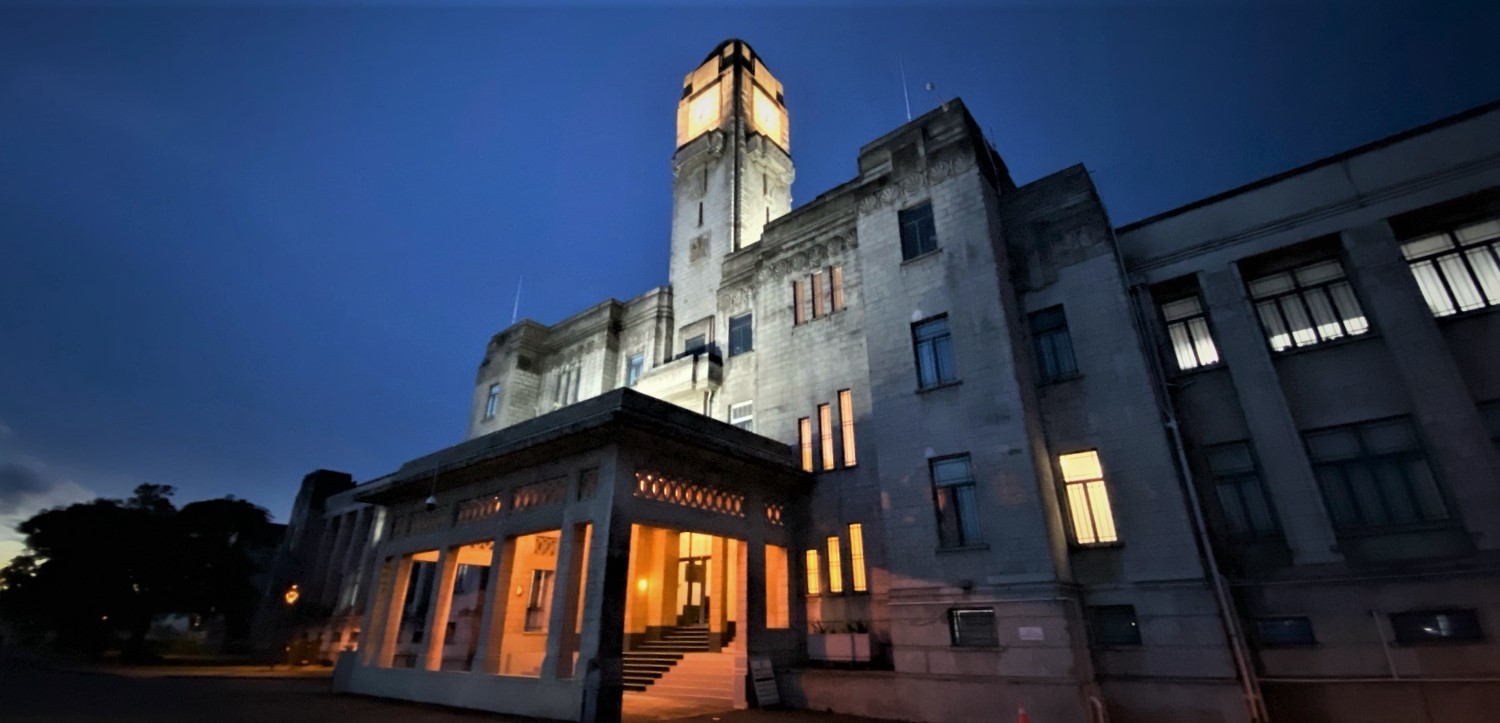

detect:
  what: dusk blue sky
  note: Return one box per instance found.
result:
[2,2,1497,559]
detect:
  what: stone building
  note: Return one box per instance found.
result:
[270,39,1500,723]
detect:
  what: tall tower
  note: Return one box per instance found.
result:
[668,39,793,354]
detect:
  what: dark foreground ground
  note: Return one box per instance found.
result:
[0,654,887,723]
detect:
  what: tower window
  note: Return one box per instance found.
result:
[484,384,501,420]
[899,203,938,260]
[811,271,825,318]
[831,266,845,311]
[912,316,956,389]
[792,281,807,325]
[697,202,703,227]
[728,313,753,356]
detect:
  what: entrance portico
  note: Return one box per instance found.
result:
[334,390,806,722]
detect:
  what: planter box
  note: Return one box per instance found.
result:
[808,633,872,662]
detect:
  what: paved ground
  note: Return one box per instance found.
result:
[0,654,891,723]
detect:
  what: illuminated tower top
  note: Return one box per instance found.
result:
[676,39,789,152]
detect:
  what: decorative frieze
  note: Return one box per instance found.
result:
[633,470,746,518]
[858,151,976,214]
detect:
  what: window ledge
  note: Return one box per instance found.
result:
[1434,305,1499,324]
[916,379,963,394]
[1071,541,1124,551]
[936,543,990,554]
[1038,372,1083,387]
[1268,331,1380,358]
[901,248,942,266]
[1166,362,1225,378]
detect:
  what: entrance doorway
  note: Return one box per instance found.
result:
[677,533,713,626]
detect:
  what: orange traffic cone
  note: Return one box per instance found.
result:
[1017,706,1030,723]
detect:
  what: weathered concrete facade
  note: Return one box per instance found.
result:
[272,39,1500,723]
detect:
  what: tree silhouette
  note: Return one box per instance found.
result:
[0,484,279,659]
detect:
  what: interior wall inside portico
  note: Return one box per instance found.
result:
[495,529,561,677]
[623,523,742,646]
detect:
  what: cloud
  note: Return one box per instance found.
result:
[0,462,95,567]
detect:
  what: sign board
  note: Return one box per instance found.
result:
[749,655,779,707]
[1018,626,1045,641]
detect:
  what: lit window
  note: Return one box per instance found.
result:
[729,313,753,356]
[1089,605,1141,647]
[1256,617,1316,647]
[804,549,820,595]
[752,85,782,143]
[912,316,956,389]
[948,607,997,648]
[848,523,867,592]
[826,537,843,594]
[484,383,501,420]
[830,266,846,311]
[729,401,754,432]
[624,353,644,387]
[838,389,857,467]
[1389,609,1482,645]
[1401,218,1500,317]
[811,271,825,318]
[765,545,789,628]
[1205,442,1278,538]
[1060,450,1118,545]
[1029,306,1077,383]
[798,417,813,472]
[899,203,938,260]
[1305,417,1448,531]
[1248,259,1369,352]
[792,280,806,325]
[1160,295,1220,370]
[819,403,835,470]
[931,455,980,547]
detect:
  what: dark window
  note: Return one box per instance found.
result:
[1248,259,1369,352]
[684,335,707,353]
[1256,617,1316,646]
[948,607,997,648]
[1205,442,1279,538]
[483,383,501,420]
[729,313,753,356]
[1400,217,1500,317]
[912,316,956,388]
[444,621,456,643]
[624,353,644,387]
[1479,400,1500,448]
[1029,306,1077,383]
[899,202,938,260]
[1390,609,1482,645]
[1089,605,1142,647]
[931,455,980,547]
[1305,417,1449,531]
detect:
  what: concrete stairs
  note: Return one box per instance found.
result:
[622,626,735,702]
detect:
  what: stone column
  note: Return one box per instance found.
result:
[1200,267,1342,564]
[580,510,631,723]
[472,535,516,674]
[544,521,591,679]
[708,535,729,651]
[356,555,393,666]
[421,546,461,671]
[1342,222,1500,545]
[373,555,414,668]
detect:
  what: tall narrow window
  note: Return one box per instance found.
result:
[912,316,956,388]
[524,569,554,632]
[697,202,703,226]
[825,537,843,594]
[1160,295,1220,370]
[624,353,644,387]
[1248,259,1369,352]
[811,271,825,318]
[1401,218,1500,317]
[792,281,806,325]
[1205,442,1278,538]
[1029,306,1078,383]
[848,523,867,592]
[1060,450,1118,545]
[729,401,754,431]
[798,417,813,472]
[818,403,835,470]
[899,202,938,260]
[838,389,857,467]
[765,545,789,628]
[804,549,820,595]
[1305,417,1449,530]
[569,367,582,404]
[728,313,753,356]
[484,383,501,420]
[931,455,980,547]
[830,266,845,311]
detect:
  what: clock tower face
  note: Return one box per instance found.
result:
[685,82,722,143]
[751,85,786,150]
